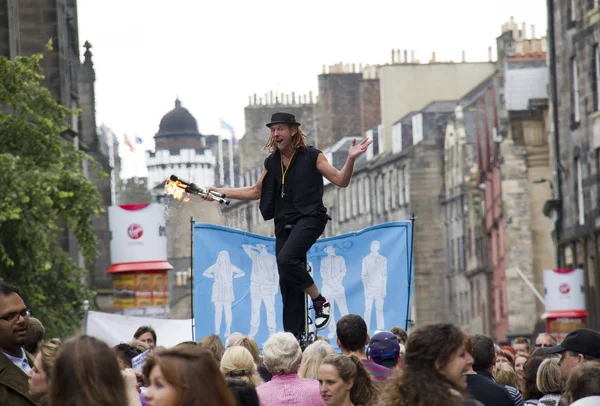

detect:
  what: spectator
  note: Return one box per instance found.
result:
[49,335,141,406]
[536,358,563,406]
[232,336,272,382]
[543,328,600,382]
[336,315,391,382]
[220,346,263,387]
[534,333,557,351]
[0,281,36,406]
[114,343,139,369]
[367,331,400,369]
[496,349,515,368]
[318,354,377,406]
[389,326,408,346]
[226,332,245,348]
[515,353,529,390]
[522,357,544,404]
[564,361,600,405]
[298,340,335,380]
[227,378,260,406]
[133,326,157,349]
[513,337,531,355]
[493,362,519,389]
[198,333,225,363]
[256,332,325,406]
[24,317,44,356]
[143,344,235,406]
[468,334,515,406]
[378,323,479,406]
[27,338,61,406]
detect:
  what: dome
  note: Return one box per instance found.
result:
[156,99,200,137]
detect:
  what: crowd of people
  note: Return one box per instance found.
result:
[1,281,600,406]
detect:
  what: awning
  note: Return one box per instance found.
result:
[107,261,173,274]
[541,310,589,319]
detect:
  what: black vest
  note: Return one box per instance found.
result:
[259,146,325,221]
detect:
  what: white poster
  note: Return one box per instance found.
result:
[86,311,193,348]
[543,268,586,312]
[109,204,167,264]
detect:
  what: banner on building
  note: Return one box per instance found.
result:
[192,221,413,348]
[108,203,167,264]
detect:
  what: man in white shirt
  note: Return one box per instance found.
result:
[361,240,388,332]
[0,281,36,406]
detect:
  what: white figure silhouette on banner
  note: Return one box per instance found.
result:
[242,243,279,337]
[362,240,388,331]
[203,250,245,337]
[320,246,349,339]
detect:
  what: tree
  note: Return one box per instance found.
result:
[0,47,103,339]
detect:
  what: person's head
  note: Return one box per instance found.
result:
[324,246,336,257]
[262,332,302,375]
[536,357,563,395]
[264,112,307,153]
[220,346,263,387]
[390,326,408,345]
[515,353,529,379]
[565,361,600,403]
[368,331,400,368]
[336,314,368,354]
[143,344,236,406]
[377,323,471,406]
[226,378,260,406]
[471,334,495,371]
[543,328,600,381]
[24,317,44,355]
[113,342,138,369]
[535,333,557,350]
[496,349,515,367]
[232,336,262,366]
[522,356,544,400]
[128,339,150,354]
[298,340,335,379]
[370,240,380,253]
[134,325,157,349]
[493,363,518,387]
[49,335,125,406]
[513,337,531,354]
[319,354,376,406]
[198,333,225,363]
[226,332,245,348]
[0,282,30,354]
[28,338,61,402]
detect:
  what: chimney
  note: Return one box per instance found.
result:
[359,63,363,72]
[531,24,536,39]
[248,95,252,105]
[265,93,269,104]
[488,46,492,62]
[253,94,257,105]
[291,92,296,104]
[396,49,401,64]
[352,63,356,73]
[522,22,527,39]
[322,64,327,74]
[462,50,466,62]
[431,52,436,63]
[285,94,289,104]
[404,50,408,63]
[270,91,273,104]
[259,97,263,105]
[411,50,415,63]
[309,91,313,103]
[275,92,279,104]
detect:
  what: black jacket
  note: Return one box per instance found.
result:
[466,370,515,406]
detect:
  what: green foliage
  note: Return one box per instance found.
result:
[0,51,103,338]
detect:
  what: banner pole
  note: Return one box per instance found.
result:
[405,214,416,331]
[190,216,195,342]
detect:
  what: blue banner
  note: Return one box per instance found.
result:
[192,222,413,349]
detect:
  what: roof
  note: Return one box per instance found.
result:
[458,73,497,108]
[504,60,548,111]
[421,100,457,113]
[156,99,200,137]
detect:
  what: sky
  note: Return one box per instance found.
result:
[77,0,548,179]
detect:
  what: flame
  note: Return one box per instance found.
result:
[165,179,191,202]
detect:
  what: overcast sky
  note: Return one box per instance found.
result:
[77,0,547,178]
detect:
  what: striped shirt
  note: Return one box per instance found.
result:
[504,385,524,406]
[361,359,392,382]
[256,373,326,406]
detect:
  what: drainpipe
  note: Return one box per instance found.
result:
[547,0,563,267]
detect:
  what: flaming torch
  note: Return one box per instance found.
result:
[165,175,230,205]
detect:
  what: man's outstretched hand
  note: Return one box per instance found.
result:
[348,138,373,160]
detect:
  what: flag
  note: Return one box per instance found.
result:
[220,119,238,149]
[135,136,143,145]
[124,135,134,152]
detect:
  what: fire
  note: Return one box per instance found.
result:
[164,179,191,202]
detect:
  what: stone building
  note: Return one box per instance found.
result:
[550,0,600,329]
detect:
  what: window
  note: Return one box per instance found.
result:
[412,114,424,144]
[358,178,365,213]
[391,168,398,208]
[345,186,351,219]
[338,188,345,221]
[572,57,580,122]
[569,0,576,21]
[352,181,358,217]
[383,173,390,212]
[398,167,405,205]
[365,177,371,212]
[594,45,600,111]
[404,167,410,203]
[392,123,403,154]
[376,176,383,215]
[576,157,585,225]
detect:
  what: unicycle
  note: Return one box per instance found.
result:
[297,262,316,351]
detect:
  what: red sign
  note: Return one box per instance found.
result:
[127,224,144,240]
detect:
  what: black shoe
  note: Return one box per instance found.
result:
[312,296,331,330]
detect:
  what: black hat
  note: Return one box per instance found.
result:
[266,112,301,128]
[543,328,600,358]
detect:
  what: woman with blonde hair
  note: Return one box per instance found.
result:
[298,340,335,379]
[493,362,519,388]
[28,338,61,406]
[220,346,263,388]
[535,358,563,406]
[232,336,271,381]
[318,354,377,406]
[198,333,225,363]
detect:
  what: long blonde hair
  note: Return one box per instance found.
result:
[263,124,309,153]
[220,346,264,387]
[298,340,335,379]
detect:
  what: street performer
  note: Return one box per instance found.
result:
[203,112,371,338]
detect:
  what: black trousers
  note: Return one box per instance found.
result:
[275,215,327,336]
